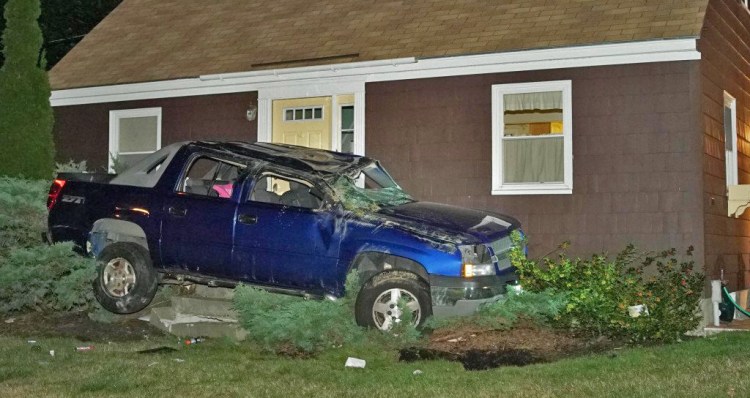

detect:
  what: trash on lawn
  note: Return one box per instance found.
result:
[344,357,366,368]
[27,340,37,344]
[4,318,15,324]
[147,362,158,367]
[413,369,423,375]
[75,345,95,352]
[173,358,185,363]
[49,350,55,357]
[184,337,205,345]
[138,346,178,354]
[627,304,649,318]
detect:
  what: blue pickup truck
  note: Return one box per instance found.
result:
[48,141,521,329]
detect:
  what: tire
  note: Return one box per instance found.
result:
[355,271,432,330]
[93,242,158,314]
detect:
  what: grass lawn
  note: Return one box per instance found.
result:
[1,332,749,397]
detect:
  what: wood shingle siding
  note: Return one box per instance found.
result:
[699,0,750,290]
[365,60,704,259]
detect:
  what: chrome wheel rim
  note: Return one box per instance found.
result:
[372,288,421,331]
[102,257,136,297]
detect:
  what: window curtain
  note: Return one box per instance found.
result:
[504,91,562,111]
[503,137,564,183]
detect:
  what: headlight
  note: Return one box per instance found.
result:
[459,244,495,278]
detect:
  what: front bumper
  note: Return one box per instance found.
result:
[429,273,518,318]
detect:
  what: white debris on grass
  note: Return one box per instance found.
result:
[344,357,366,368]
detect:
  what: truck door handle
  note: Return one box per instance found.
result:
[238,214,257,225]
[168,206,187,217]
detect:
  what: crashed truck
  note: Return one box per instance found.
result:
[47,141,522,330]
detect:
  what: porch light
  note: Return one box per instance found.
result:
[246,104,258,121]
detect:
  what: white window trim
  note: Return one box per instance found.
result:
[256,81,366,156]
[491,80,573,195]
[725,91,739,187]
[108,107,163,172]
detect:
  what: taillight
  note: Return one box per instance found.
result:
[47,179,66,210]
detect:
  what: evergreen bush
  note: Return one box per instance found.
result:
[233,272,366,354]
[0,0,55,179]
[0,176,48,257]
[0,242,97,313]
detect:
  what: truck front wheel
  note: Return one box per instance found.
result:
[355,271,432,331]
[94,242,158,314]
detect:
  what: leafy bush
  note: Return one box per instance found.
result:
[0,242,97,313]
[614,247,705,342]
[509,232,704,343]
[233,272,366,354]
[0,176,48,256]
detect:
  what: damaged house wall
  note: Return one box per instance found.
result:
[365,61,705,268]
[53,91,259,168]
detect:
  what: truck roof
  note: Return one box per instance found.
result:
[193,141,373,177]
[111,141,375,189]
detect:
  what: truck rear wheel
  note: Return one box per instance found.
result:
[355,272,432,331]
[94,242,158,314]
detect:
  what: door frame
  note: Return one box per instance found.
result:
[257,80,366,155]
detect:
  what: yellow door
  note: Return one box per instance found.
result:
[272,97,332,150]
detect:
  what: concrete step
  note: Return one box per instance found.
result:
[192,285,235,300]
[149,306,247,341]
[170,295,237,319]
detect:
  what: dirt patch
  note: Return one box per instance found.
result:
[400,320,619,370]
[0,312,165,342]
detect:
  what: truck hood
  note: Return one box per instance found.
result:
[373,201,520,245]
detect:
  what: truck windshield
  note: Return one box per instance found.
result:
[333,163,413,211]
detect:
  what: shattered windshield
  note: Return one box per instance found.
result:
[332,163,414,212]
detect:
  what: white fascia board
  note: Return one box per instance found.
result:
[50,38,700,107]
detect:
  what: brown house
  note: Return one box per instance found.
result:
[50,0,750,294]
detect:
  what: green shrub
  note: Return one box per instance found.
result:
[509,232,704,343]
[233,272,366,354]
[614,247,705,342]
[0,0,55,179]
[55,160,89,174]
[0,242,97,313]
[0,176,48,256]
[424,289,567,331]
[479,289,568,327]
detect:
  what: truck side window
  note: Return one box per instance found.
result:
[179,157,242,199]
[249,174,322,209]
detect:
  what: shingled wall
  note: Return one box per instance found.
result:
[699,0,750,290]
[53,92,259,167]
[365,61,705,263]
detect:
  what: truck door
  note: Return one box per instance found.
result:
[160,155,243,278]
[232,171,341,292]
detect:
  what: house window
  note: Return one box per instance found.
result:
[284,106,323,121]
[491,81,573,195]
[725,92,738,186]
[109,108,162,172]
[340,105,355,154]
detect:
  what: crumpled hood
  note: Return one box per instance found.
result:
[373,201,520,245]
